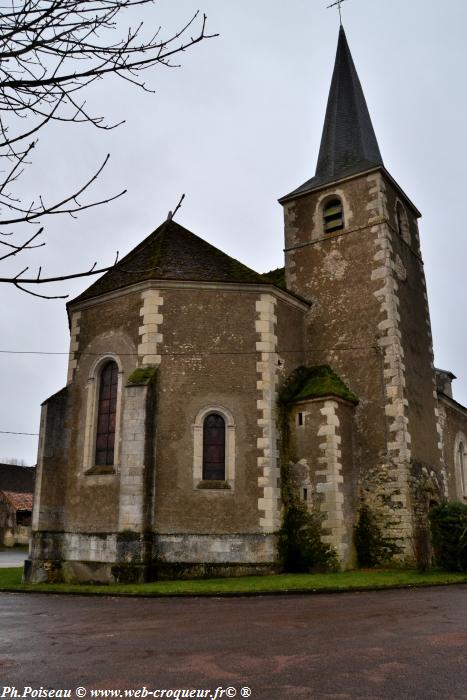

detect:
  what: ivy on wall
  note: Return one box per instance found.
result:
[430,502,467,572]
[354,505,399,568]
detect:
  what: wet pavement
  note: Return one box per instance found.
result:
[0,585,466,699]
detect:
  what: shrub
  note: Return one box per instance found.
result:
[413,522,432,573]
[354,505,398,567]
[279,500,338,573]
[429,502,467,572]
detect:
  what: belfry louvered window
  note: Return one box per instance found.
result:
[95,360,118,466]
[323,198,344,233]
[202,413,226,480]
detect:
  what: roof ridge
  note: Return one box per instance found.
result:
[69,219,276,305]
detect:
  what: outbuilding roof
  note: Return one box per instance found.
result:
[1,491,33,511]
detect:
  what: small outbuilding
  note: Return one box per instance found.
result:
[0,491,33,546]
[0,464,35,547]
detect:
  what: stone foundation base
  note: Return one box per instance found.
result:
[23,558,119,584]
[154,561,278,580]
[155,533,277,564]
[24,531,279,584]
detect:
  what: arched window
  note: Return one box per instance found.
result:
[323,198,344,233]
[95,360,118,466]
[192,406,235,489]
[202,413,226,481]
[459,442,466,495]
[454,432,467,499]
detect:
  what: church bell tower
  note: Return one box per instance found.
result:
[280,26,447,559]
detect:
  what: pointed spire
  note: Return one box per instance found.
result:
[315,26,383,182]
[280,26,383,202]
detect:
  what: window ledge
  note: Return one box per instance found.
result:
[85,466,116,476]
[196,480,231,490]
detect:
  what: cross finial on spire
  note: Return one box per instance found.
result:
[327,0,348,25]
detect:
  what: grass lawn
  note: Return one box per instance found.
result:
[0,567,466,597]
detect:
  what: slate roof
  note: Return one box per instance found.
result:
[280,26,383,202]
[1,491,33,511]
[262,267,286,289]
[0,464,35,493]
[435,367,456,381]
[71,219,275,305]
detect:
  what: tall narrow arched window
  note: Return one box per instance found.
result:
[95,360,118,466]
[459,442,466,495]
[454,432,467,499]
[323,198,344,233]
[202,413,226,481]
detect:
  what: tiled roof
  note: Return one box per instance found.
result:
[71,219,274,305]
[280,26,383,201]
[2,491,33,511]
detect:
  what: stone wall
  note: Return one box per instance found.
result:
[28,280,307,582]
[283,175,390,481]
[438,393,467,502]
[282,169,444,560]
[33,387,70,532]
[287,397,356,568]
[134,283,306,538]
[25,530,278,583]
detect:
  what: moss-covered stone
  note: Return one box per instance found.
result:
[153,561,278,580]
[279,365,359,405]
[117,530,143,542]
[127,367,158,385]
[262,266,286,289]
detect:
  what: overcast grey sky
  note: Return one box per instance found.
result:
[1,0,467,465]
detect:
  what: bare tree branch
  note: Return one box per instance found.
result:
[0,227,44,262]
[0,1,216,296]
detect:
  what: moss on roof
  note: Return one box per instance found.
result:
[70,219,275,305]
[279,365,359,406]
[262,266,286,289]
[127,367,158,386]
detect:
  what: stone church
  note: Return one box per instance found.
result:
[25,26,467,583]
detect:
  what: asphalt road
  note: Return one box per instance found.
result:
[1,586,466,699]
